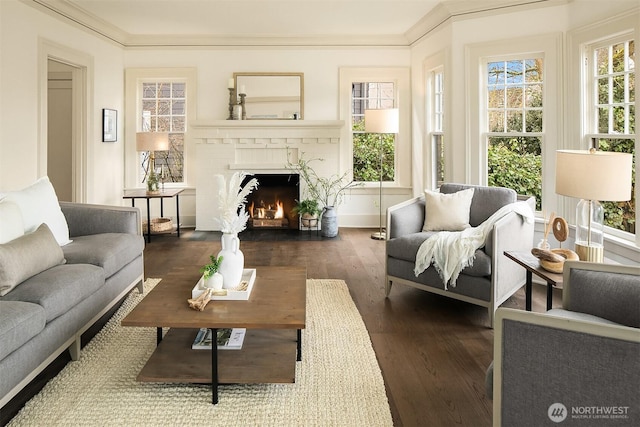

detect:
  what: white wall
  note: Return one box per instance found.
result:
[123,47,412,227]
[0,0,124,205]
[410,2,573,190]
[124,48,410,121]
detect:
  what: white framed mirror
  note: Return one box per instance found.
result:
[234,72,304,120]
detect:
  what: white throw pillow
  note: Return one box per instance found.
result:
[1,177,71,246]
[0,199,25,244]
[422,188,475,232]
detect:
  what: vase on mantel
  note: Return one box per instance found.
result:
[217,233,244,289]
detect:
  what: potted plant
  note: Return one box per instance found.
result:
[199,254,224,290]
[286,150,360,237]
[292,199,321,227]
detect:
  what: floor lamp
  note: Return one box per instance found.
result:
[555,148,632,262]
[365,108,399,240]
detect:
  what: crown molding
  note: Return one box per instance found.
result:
[24,0,411,48]
[122,34,411,49]
[25,0,127,46]
[25,0,569,49]
[405,0,571,45]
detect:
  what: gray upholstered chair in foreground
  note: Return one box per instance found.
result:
[385,183,535,327]
[489,261,640,427]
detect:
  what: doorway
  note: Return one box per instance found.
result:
[47,59,74,201]
[39,39,90,203]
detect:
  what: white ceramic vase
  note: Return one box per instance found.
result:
[204,272,224,290]
[217,233,244,289]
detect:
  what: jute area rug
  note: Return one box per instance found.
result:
[8,279,393,426]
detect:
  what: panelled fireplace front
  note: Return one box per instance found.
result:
[243,174,299,229]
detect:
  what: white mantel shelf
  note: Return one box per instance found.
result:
[191,119,344,129]
[190,119,345,143]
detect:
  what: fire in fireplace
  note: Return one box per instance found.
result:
[243,174,299,229]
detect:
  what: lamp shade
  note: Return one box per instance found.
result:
[136,132,169,152]
[364,109,399,134]
[556,149,633,201]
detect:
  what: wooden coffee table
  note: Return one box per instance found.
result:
[121,266,307,404]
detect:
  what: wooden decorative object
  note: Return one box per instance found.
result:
[531,247,564,263]
[552,217,569,246]
[188,288,213,311]
[531,247,579,273]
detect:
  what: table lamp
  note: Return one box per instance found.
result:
[365,108,399,240]
[555,148,633,262]
[136,132,169,193]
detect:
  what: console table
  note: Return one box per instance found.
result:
[123,189,183,243]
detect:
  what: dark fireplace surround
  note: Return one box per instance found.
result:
[242,173,300,229]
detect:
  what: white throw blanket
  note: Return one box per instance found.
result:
[414,201,534,289]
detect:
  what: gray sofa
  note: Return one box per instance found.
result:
[0,202,145,407]
[488,261,640,427]
[385,183,535,327]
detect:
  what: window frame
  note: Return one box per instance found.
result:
[484,56,545,210]
[423,51,447,192]
[568,10,639,250]
[351,81,397,183]
[429,66,445,188]
[339,67,411,190]
[124,68,197,190]
[583,33,636,243]
[467,33,563,217]
[139,80,187,185]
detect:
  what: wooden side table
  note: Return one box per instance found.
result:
[504,250,563,311]
[123,188,184,243]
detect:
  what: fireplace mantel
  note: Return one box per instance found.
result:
[193,119,345,230]
[190,119,344,143]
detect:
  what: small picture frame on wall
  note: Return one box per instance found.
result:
[102,108,117,142]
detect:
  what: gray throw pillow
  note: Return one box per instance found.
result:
[0,223,65,296]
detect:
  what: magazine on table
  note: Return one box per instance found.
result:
[191,328,246,350]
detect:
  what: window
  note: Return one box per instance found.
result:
[486,58,544,210]
[351,82,396,182]
[339,67,410,190]
[140,81,186,183]
[431,68,445,187]
[124,68,195,190]
[587,37,635,235]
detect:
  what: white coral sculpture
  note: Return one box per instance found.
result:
[214,172,259,234]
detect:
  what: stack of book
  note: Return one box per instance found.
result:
[191,328,246,350]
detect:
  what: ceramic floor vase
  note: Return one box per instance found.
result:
[217,233,244,289]
[321,206,338,237]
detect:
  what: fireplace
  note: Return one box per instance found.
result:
[243,174,299,229]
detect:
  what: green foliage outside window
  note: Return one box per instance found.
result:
[488,137,542,211]
[352,120,395,182]
[597,138,636,233]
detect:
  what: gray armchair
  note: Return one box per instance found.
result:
[385,183,535,327]
[489,261,640,426]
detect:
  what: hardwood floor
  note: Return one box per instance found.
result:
[142,228,559,427]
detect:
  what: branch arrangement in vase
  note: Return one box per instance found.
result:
[214,171,259,234]
[286,150,360,209]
